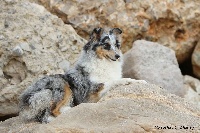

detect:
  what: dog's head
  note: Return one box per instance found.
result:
[84,27,122,61]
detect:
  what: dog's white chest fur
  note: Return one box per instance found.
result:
[78,52,123,83]
[88,59,122,83]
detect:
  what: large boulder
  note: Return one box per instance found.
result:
[184,75,200,107]
[0,81,200,132]
[192,41,200,78]
[39,0,200,63]
[123,40,185,97]
[0,0,86,116]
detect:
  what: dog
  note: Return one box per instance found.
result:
[19,27,146,123]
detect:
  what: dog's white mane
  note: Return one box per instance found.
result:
[77,51,123,83]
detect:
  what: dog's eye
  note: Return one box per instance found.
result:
[115,40,120,48]
[116,43,120,48]
[103,43,111,50]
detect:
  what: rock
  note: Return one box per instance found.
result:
[192,41,200,78]
[3,58,27,85]
[0,69,3,77]
[0,35,5,40]
[0,82,200,132]
[0,0,86,116]
[19,42,31,52]
[58,60,70,72]
[183,75,200,94]
[123,40,185,97]
[183,75,200,107]
[4,0,18,4]
[12,46,24,56]
[39,0,200,63]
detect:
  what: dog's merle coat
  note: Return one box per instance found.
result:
[65,65,104,105]
[19,27,123,123]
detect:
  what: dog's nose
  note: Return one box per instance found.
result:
[115,54,120,59]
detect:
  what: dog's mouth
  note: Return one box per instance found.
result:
[106,56,117,61]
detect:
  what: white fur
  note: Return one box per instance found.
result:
[60,106,71,113]
[108,34,116,46]
[78,51,123,83]
[47,115,55,122]
[47,106,71,122]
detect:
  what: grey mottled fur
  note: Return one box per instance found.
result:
[64,65,103,105]
[19,74,72,123]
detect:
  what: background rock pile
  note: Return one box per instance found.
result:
[123,40,185,97]
[0,0,86,117]
[0,0,200,132]
[39,0,200,63]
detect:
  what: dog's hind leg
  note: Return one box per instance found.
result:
[52,83,73,117]
[19,89,52,123]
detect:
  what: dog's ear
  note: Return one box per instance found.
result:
[84,28,103,52]
[110,28,122,35]
[90,27,103,41]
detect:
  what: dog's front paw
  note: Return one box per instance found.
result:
[133,79,147,84]
[47,115,55,123]
[120,78,147,85]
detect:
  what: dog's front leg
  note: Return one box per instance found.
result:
[87,83,105,103]
[99,78,147,98]
[88,78,147,102]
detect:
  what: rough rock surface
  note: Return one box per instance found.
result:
[123,40,185,97]
[39,0,200,63]
[0,0,86,116]
[0,82,200,132]
[192,41,200,78]
[184,75,200,107]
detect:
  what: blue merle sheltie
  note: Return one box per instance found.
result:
[19,27,146,123]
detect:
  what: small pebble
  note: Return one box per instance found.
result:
[58,60,70,72]
[19,42,31,52]
[12,46,24,56]
[0,35,5,40]
[0,69,3,77]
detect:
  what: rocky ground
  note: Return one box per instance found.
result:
[0,0,200,132]
[1,82,200,132]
